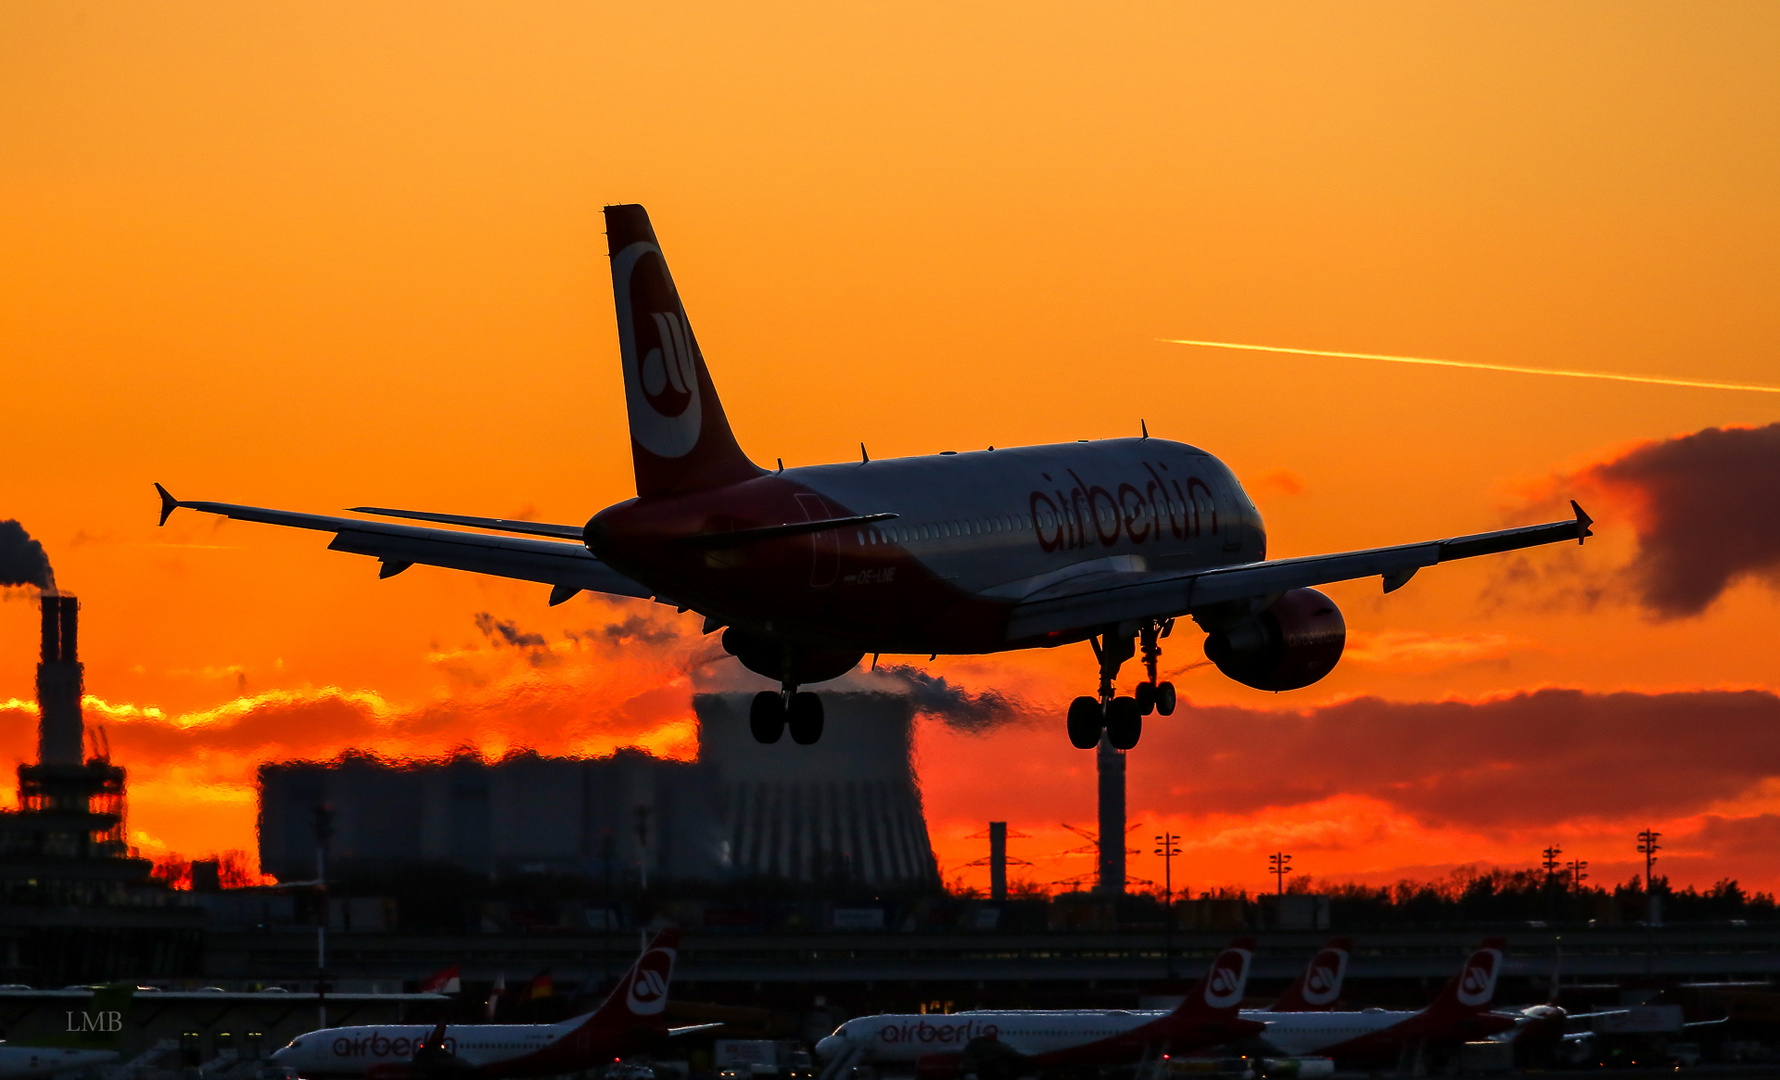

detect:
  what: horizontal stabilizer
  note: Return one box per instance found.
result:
[155,488,653,601]
[676,513,898,549]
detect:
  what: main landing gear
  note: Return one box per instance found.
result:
[750,684,825,745]
[1066,620,1177,751]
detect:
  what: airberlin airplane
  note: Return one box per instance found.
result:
[813,939,1262,1076]
[156,204,1593,750]
[268,930,711,1079]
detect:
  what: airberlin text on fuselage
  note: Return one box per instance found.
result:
[331,1033,457,1058]
[1029,461,1217,552]
[876,1019,1000,1044]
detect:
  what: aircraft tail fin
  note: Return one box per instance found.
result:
[1424,938,1507,1017]
[569,928,682,1035]
[1268,937,1352,1011]
[1169,937,1255,1021]
[605,205,764,498]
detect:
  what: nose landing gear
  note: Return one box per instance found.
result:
[749,684,826,745]
[1066,620,1176,750]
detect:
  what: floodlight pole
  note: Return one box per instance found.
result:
[1638,829,1661,975]
[1154,832,1181,978]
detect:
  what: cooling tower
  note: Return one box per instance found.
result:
[694,691,940,888]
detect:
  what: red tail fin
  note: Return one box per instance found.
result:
[1268,937,1351,1012]
[1423,938,1506,1017]
[605,205,764,498]
[572,928,682,1033]
[1171,937,1255,1020]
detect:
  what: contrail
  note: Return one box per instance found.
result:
[1164,338,1780,395]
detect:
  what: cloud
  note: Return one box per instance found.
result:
[1587,423,1780,618]
[864,664,1026,733]
[1503,424,1780,618]
[1139,688,1780,830]
[0,521,55,592]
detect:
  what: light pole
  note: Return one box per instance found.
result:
[1154,832,1181,978]
[1569,858,1589,921]
[313,803,333,1029]
[1638,829,1661,974]
[1269,852,1292,896]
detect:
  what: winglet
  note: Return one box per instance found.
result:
[154,483,180,527]
[1571,500,1593,544]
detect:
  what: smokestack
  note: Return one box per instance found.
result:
[989,821,1007,902]
[1096,737,1125,895]
[35,595,85,767]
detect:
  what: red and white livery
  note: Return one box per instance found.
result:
[269,930,708,1078]
[158,205,1593,751]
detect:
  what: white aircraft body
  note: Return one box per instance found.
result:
[270,930,711,1079]
[158,204,1594,752]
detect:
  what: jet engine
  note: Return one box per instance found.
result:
[1203,587,1345,691]
[720,628,862,685]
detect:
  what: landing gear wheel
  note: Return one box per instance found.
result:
[1066,696,1103,749]
[1106,696,1142,749]
[1155,680,1177,716]
[1134,682,1157,716]
[787,692,825,745]
[749,690,785,744]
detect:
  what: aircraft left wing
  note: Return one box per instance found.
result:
[1006,502,1591,640]
[155,485,656,604]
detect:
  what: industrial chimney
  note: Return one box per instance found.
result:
[35,595,85,768]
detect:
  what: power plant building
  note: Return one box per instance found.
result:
[258,691,940,888]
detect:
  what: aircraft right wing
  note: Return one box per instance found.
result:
[1005,502,1591,640]
[155,485,657,605]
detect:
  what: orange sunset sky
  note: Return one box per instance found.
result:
[4,2,1779,896]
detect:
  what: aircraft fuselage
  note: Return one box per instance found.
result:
[587,437,1264,654]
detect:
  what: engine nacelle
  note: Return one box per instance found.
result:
[1204,587,1345,691]
[720,628,862,685]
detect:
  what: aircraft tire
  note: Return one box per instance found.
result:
[787,692,825,744]
[1106,696,1142,749]
[1155,681,1177,716]
[1066,696,1103,749]
[749,690,786,744]
[1134,681,1156,715]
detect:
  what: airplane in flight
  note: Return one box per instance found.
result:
[156,204,1594,750]
[813,939,1262,1077]
[1265,937,1351,1012]
[269,929,714,1078]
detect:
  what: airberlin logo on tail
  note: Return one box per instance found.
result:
[1456,949,1501,1008]
[614,243,704,460]
[1203,949,1250,1009]
[1302,951,1346,1005]
[626,948,674,1016]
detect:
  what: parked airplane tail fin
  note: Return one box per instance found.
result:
[574,927,682,1033]
[1268,937,1352,1011]
[1424,938,1507,1017]
[1171,937,1256,1020]
[605,205,764,498]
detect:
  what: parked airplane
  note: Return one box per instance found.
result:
[1246,939,1512,1067]
[1266,938,1351,1012]
[156,204,1594,750]
[813,939,1262,1077]
[269,929,712,1078]
[0,985,132,1079]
